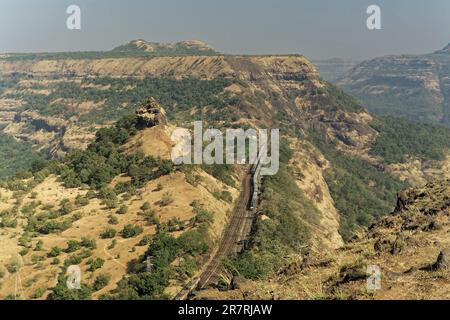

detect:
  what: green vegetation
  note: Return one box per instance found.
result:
[0,127,44,179]
[93,274,112,291]
[325,83,365,113]
[5,76,232,124]
[59,114,174,189]
[88,257,105,272]
[121,224,143,238]
[106,204,214,300]
[309,129,407,240]
[48,275,92,300]
[228,138,319,279]
[370,116,450,164]
[100,228,117,239]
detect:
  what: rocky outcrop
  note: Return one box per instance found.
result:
[136,97,167,128]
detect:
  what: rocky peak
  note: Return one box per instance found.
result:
[176,40,215,52]
[113,39,216,54]
[136,97,167,128]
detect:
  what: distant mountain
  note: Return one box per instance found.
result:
[112,39,218,55]
[2,40,219,61]
[337,43,450,126]
[435,42,450,54]
[311,58,360,82]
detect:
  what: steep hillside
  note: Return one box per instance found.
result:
[195,178,450,300]
[338,43,450,126]
[0,100,242,299]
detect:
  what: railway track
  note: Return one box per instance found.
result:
[174,167,256,299]
[197,170,253,289]
[175,144,267,299]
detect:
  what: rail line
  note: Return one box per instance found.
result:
[175,146,266,300]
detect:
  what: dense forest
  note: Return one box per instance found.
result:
[309,129,407,241]
[0,125,43,179]
[370,116,450,164]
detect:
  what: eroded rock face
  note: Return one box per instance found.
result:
[338,43,450,126]
[136,97,167,128]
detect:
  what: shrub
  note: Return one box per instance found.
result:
[100,228,117,239]
[159,192,174,207]
[48,247,62,258]
[64,254,83,267]
[117,205,128,215]
[88,257,105,272]
[108,214,119,225]
[65,240,80,253]
[93,274,111,291]
[121,224,143,238]
[80,237,97,250]
[138,235,152,246]
[32,287,45,299]
[75,195,89,207]
[34,240,44,251]
[140,202,151,211]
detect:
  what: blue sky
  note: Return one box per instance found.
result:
[1,0,449,59]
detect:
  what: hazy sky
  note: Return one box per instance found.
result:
[1,0,449,60]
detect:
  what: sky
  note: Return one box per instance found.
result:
[0,0,449,60]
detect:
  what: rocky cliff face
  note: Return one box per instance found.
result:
[337,43,450,126]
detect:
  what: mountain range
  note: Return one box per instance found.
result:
[0,40,449,300]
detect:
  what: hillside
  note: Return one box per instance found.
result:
[0,100,243,299]
[338,43,450,127]
[195,178,450,300]
[1,41,450,299]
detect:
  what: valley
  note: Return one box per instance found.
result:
[0,39,450,300]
